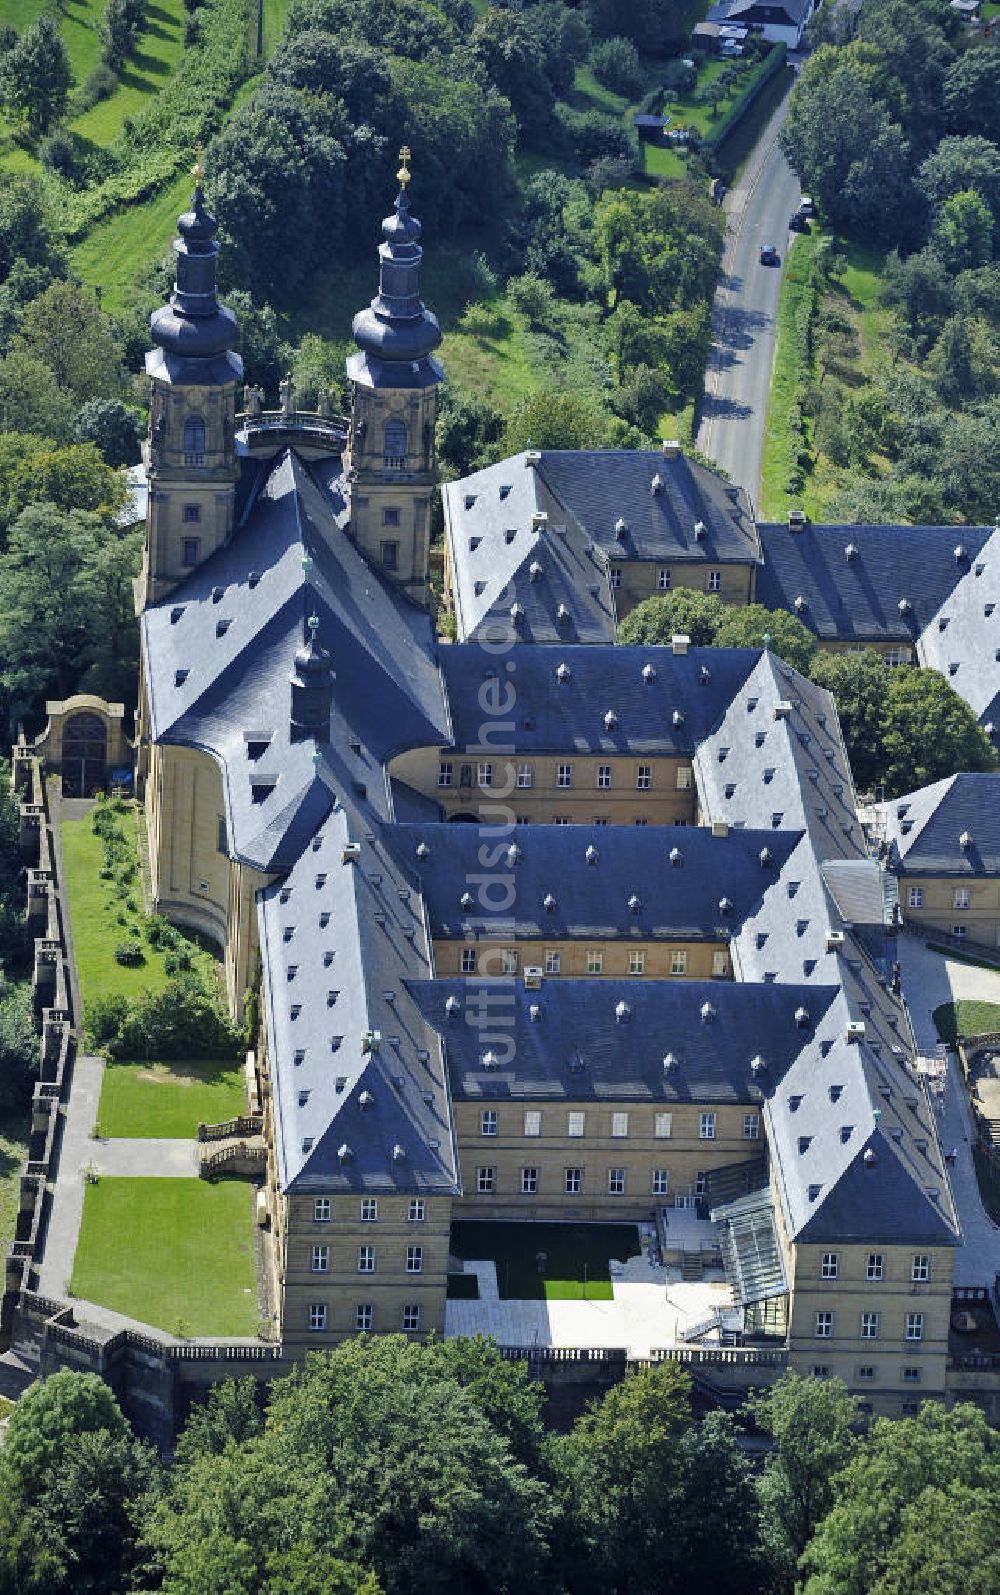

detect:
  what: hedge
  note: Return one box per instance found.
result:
[703,42,787,153]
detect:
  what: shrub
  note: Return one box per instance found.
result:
[73,63,118,114]
[106,974,243,1060]
[99,868,114,881]
[0,983,38,1113]
[113,940,144,967]
[590,36,644,97]
[39,129,78,179]
[554,102,636,163]
[86,993,130,1048]
[164,947,192,975]
[145,916,178,949]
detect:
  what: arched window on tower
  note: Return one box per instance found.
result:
[183,416,206,465]
[383,419,407,469]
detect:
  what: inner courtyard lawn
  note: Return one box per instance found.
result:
[60,811,215,1008]
[450,1221,640,1300]
[98,1058,245,1138]
[71,1177,258,1335]
[933,1000,1000,1047]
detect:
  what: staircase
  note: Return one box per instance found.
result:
[681,1252,704,1281]
[199,1136,266,1177]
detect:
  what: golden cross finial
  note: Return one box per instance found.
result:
[192,144,205,184]
[397,144,411,188]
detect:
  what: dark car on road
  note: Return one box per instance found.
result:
[759,244,780,265]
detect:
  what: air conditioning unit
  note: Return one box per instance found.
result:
[342,842,361,864]
[845,1020,866,1043]
[826,931,846,951]
[524,966,544,989]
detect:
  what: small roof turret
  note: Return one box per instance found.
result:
[148,149,241,383]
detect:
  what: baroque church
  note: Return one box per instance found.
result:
[130,159,979,1411]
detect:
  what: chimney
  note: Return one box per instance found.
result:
[787,509,807,532]
[661,439,681,460]
[531,510,548,532]
[671,634,690,656]
[711,820,729,839]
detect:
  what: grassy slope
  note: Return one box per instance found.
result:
[72,165,191,310]
[98,1057,245,1137]
[450,1221,640,1300]
[60,812,214,1008]
[71,0,186,148]
[71,1177,258,1334]
[760,228,819,520]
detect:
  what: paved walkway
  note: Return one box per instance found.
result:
[445,1253,735,1358]
[90,1138,200,1176]
[897,936,1000,1288]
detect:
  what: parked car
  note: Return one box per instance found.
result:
[760,244,780,265]
[789,211,809,232]
[799,195,816,217]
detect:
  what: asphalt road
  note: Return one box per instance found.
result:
[695,82,802,509]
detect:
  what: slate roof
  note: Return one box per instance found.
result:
[439,643,760,756]
[384,821,801,941]
[917,527,1000,733]
[757,522,995,645]
[410,978,837,1104]
[142,450,450,866]
[879,773,1000,876]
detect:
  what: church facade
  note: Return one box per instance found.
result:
[134,169,972,1411]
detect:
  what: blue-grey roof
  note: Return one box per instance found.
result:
[442,456,616,644]
[880,773,1000,876]
[757,522,995,644]
[142,450,450,866]
[385,821,801,940]
[439,643,760,756]
[261,804,459,1195]
[410,978,837,1103]
[916,527,1000,733]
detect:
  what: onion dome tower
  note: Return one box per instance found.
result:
[344,148,444,607]
[139,150,243,610]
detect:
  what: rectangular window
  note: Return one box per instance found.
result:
[380,540,399,571]
[568,1111,586,1137]
[636,764,652,790]
[912,1254,930,1283]
[952,924,968,939]
[609,567,622,589]
[743,1113,760,1140]
[611,1111,629,1138]
[700,1112,717,1140]
[905,1312,924,1341]
[565,1167,582,1194]
[357,1246,376,1274]
[712,951,729,977]
[587,950,604,975]
[557,763,573,788]
[596,764,612,789]
[313,1198,330,1223]
[657,568,671,590]
[652,1169,669,1196]
[707,570,722,593]
[182,536,200,566]
[382,507,401,527]
[406,1246,423,1274]
[355,1303,373,1331]
[477,1167,495,1194]
[866,1253,884,1281]
[545,950,561,974]
[861,1312,880,1340]
[813,1366,830,1379]
[815,1311,833,1339]
[477,761,493,789]
[408,1199,425,1222]
[821,1252,838,1280]
[360,1198,378,1222]
[670,950,688,975]
[437,761,453,787]
[676,766,692,789]
[954,887,970,909]
[695,1172,708,1197]
[524,1110,541,1137]
[858,1365,875,1381]
[517,762,533,788]
[183,503,200,523]
[402,1304,420,1332]
[309,1303,327,1331]
[655,1112,673,1139]
[608,1168,625,1195]
[908,886,923,908]
[628,950,645,975]
[521,1166,538,1194]
[481,1109,498,1137]
[500,948,518,976]
[461,947,477,974]
[902,1367,920,1383]
[311,1245,330,1273]
[554,816,570,825]
[217,814,228,854]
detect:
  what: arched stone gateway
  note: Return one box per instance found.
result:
[60,712,108,797]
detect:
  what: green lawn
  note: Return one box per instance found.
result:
[98,1058,245,1137]
[70,0,187,149]
[60,810,215,1009]
[71,1177,259,1334]
[933,1000,1000,1046]
[450,1221,640,1301]
[0,1111,29,1256]
[72,166,193,311]
[760,228,821,519]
